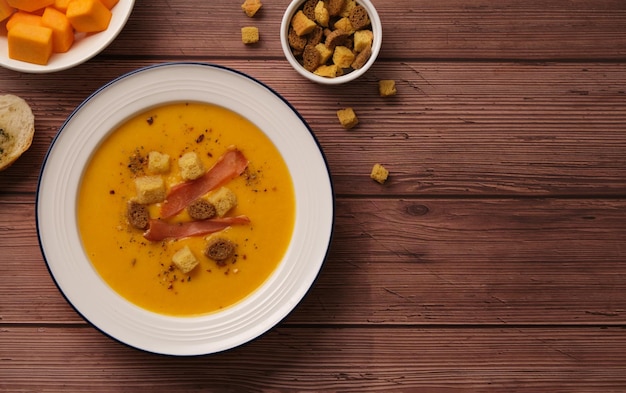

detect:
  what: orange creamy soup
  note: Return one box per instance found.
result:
[77,102,295,316]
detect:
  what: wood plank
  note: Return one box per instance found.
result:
[1,61,625,196]
[2,198,625,325]
[1,326,626,391]
[103,0,626,60]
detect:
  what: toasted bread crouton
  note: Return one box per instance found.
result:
[241,0,262,17]
[127,200,150,229]
[172,246,199,274]
[324,28,349,49]
[291,10,317,36]
[327,0,345,16]
[241,26,259,44]
[339,0,356,17]
[351,43,371,69]
[204,237,235,264]
[314,64,343,78]
[333,17,354,34]
[302,43,321,72]
[336,107,358,129]
[288,26,307,55]
[148,151,170,174]
[314,1,329,27]
[315,42,333,64]
[187,198,217,220]
[378,79,397,97]
[349,4,370,30]
[353,29,373,52]
[207,187,237,217]
[178,152,204,180]
[134,176,166,204]
[370,163,389,184]
[332,45,355,68]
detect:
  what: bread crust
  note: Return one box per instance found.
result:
[0,94,35,171]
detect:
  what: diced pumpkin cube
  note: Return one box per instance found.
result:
[42,6,74,52]
[6,0,53,13]
[98,0,118,10]
[53,0,71,12]
[6,11,43,30]
[8,23,53,65]
[0,0,15,23]
[66,0,111,33]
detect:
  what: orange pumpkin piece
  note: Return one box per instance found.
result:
[5,11,43,30]
[66,0,111,33]
[6,0,53,13]
[42,6,74,53]
[8,23,53,65]
[0,0,15,22]
[53,0,71,12]
[98,0,118,10]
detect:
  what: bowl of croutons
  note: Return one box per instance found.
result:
[280,0,381,85]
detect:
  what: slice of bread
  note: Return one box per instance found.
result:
[0,94,35,171]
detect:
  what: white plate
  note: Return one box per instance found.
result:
[36,63,334,355]
[0,0,134,73]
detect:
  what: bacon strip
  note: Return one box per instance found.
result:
[160,148,248,218]
[143,216,251,242]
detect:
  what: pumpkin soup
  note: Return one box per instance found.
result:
[77,102,295,316]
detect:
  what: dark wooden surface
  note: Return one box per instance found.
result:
[1,0,626,391]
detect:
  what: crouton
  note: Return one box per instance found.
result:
[204,237,235,264]
[148,151,170,174]
[351,43,371,69]
[314,64,343,78]
[178,152,204,180]
[370,163,389,184]
[291,10,317,36]
[353,29,373,52]
[241,0,262,17]
[187,199,216,220]
[327,0,345,16]
[288,26,307,55]
[134,176,166,204]
[314,1,329,27]
[241,26,259,44]
[378,79,397,97]
[127,201,150,229]
[333,17,354,34]
[302,43,321,72]
[172,246,199,274]
[336,107,358,129]
[349,4,370,31]
[207,187,237,217]
[315,42,333,64]
[332,45,355,68]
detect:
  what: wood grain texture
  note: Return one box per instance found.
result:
[1,0,626,390]
[2,198,625,325]
[1,61,625,196]
[1,327,626,391]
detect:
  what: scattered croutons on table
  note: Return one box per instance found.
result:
[241,26,259,44]
[336,107,359,129]
[370,163,389,184]
[241,0,262,17]
[378,79,397,97]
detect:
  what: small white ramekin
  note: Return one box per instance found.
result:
[280,0,382,85]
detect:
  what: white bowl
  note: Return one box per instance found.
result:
[36,63,334,355]
[280,0,382,85]
[0,0,135,73]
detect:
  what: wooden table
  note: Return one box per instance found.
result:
[2,0,626,390]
